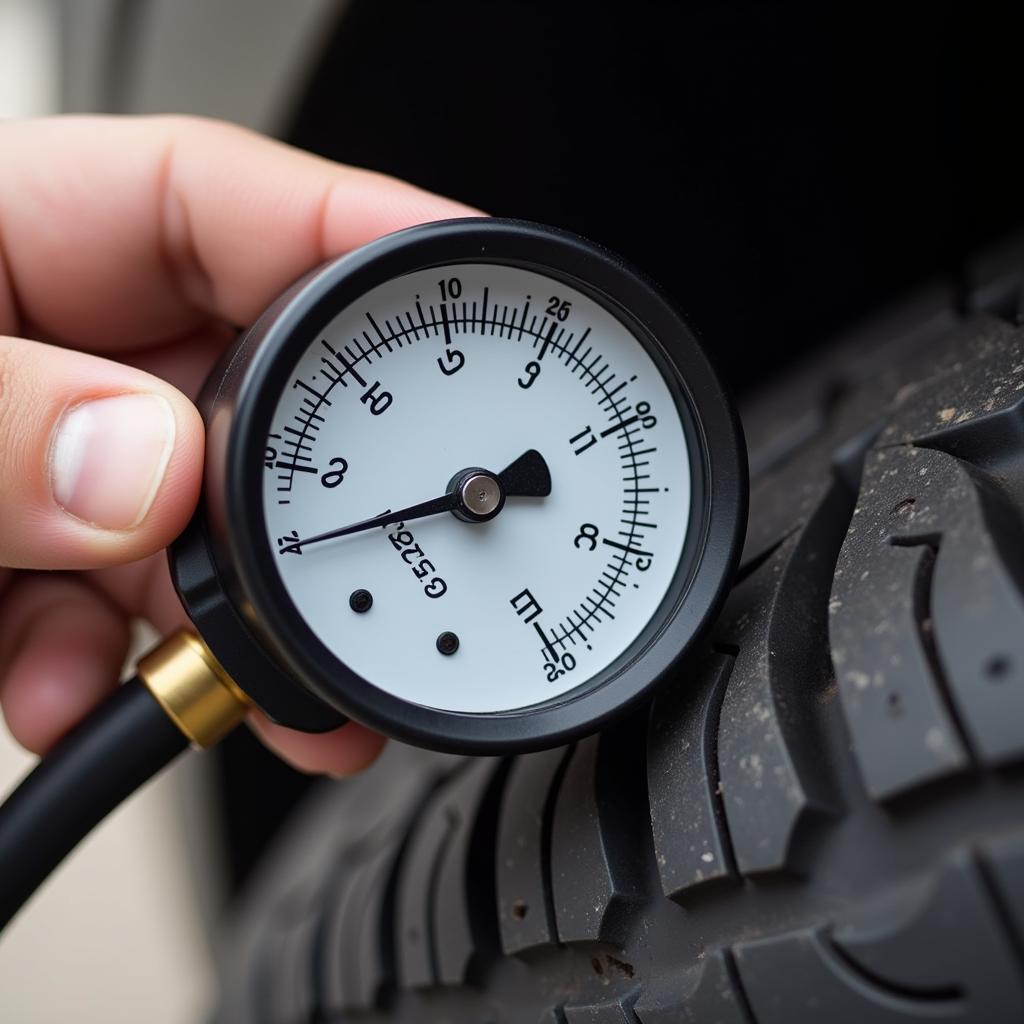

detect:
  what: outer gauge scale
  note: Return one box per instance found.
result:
[173,220,746,752]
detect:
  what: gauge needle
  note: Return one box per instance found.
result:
[289,449,551,550]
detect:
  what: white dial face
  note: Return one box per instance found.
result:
[262,263,691,713]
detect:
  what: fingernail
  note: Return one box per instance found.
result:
[50,394,176,530]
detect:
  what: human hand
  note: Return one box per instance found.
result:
[0,115,479,774]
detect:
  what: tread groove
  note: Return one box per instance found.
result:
[735,527,798,585]
[648,651,740,899]
[824,930,963,1003]
[704,648,740,877]
[371,839,410,1012]
[540,744,576,946]
[976,851,1024,980]
[426,808,458,986]
[722,947,759,1024]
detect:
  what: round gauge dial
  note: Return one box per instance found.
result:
[262,263,691,713]
[179,219,746,752]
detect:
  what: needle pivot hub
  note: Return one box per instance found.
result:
[452,469,505,522]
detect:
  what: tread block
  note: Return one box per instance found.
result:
[829,489,970,799]
[716,510,840,876]
[736,852,1024,1022]
[551,726,649,945]
[879,319,1023,452]
[929,478,1024,767]
[838,444,1024,771]
[496,746,571,955]
[433,758,507,985]
[319,840,398,1014]
[634,950,749,1023]
[647,651,736,899]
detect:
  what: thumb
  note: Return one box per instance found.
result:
[0,336,203,569]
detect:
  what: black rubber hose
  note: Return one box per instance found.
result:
[0,677,189,930]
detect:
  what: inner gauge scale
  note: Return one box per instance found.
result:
[172,219,746,752]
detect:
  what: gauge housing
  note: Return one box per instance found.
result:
[171,219,747,752]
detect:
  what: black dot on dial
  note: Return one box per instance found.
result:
[349,589,373,613]
[436,631,460,656]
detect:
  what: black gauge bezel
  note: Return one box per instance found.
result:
[221,219,746,753]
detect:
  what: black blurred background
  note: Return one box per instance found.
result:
[290,1,1022,395]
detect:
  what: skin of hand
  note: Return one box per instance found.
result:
[0,115,480,776]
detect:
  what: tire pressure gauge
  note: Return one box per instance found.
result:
[0,219,747,930]
[173,219,747,752]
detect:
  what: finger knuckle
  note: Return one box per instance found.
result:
[159,112,251,145]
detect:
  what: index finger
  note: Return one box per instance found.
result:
[0,115,480,348]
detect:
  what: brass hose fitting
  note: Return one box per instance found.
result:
[137,630,250,748]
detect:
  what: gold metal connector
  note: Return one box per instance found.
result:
[137,630,250,748]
